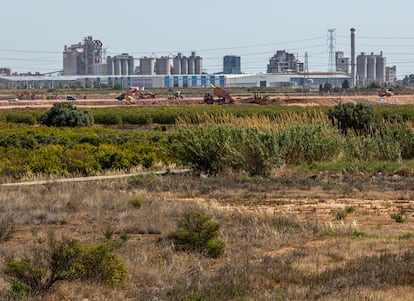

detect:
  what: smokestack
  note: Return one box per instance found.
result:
[351,28,356,86]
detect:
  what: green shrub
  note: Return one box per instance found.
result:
[40,102,93,127]
[328,102,376,135]
[4,112,38,125]
[391,213,406,223]
[5,237,127,296]
[93,111,122,125]
[399,232,414,240]
[336,210,347,220]
[170,211,225,258]
[131,197,143,208]
[3,280,27,301]
[278,123,341,164]
[171,125,280,176]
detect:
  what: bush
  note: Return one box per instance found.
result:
[171,125,280,176]
[328,102,375,135]
[40,102,93,127]
[170,211,225,258]
[5,237,127,296]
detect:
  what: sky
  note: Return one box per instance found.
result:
[1,0,414,78]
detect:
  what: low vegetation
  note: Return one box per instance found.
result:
[0,103,414,300]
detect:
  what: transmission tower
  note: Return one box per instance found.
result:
[327,28,336,73]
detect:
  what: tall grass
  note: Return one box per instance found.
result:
[172,112,414,175]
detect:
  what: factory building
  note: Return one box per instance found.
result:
[63,36,104,76]
[0,68,11,76]
[107,53,135,76]
[356,52,386,86]
[223,55,241,74]
[267,50,304,73]
[386,66,397,84]
[0,73,351,90]
[335,51,350,74]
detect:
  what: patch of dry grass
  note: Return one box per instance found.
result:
[0,172,414,300]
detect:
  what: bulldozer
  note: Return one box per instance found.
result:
[204,85,234,104]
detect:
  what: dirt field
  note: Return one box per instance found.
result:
[0,94,413,109]
[1,172,414,300]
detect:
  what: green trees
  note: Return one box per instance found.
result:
[327,102,375,135]
[40,102,93,127]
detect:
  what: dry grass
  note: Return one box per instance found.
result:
[0,171,414,300]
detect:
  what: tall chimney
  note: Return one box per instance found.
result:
[351,28,356,86]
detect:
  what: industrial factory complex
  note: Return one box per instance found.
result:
[0,29,398,90]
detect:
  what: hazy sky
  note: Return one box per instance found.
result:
[2,0,414,78]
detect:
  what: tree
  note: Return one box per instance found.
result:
[323,82,333,93]
[402,74,414,86]
[327,102,375,135]
[342,79,350,90]
[40,102,93,127]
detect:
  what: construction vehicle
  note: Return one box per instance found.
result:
[378,89,393,97]
[206,85,234,104]
[203,93,214,104]
[167,91,183,100]
[116,87,155,101]
[16,90,45,100]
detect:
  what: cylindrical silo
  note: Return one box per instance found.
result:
[356,53,367,86]
[181,56,188,74]
[367,53,376,82]
[156,57,171,75]
[114,58,122,75]
[121,58,128,75]
[376,54,386,84]
[107,56,114,75]
[128,57,135,75]
[188,56,195,74]
[173,53,182,74]
[139,57,156,75]
[195,56,202,74]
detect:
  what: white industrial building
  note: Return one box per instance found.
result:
[0,72,351,90]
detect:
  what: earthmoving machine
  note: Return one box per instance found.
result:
[204,85,234,104]
[378,89,393,97]
[167,91,183,100]
[116,87,155,101]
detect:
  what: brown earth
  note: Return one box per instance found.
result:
[0,94,413,109]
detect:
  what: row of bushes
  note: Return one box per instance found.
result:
[0,126,171,179]
[170,120,414,176]
[3,105,414,126]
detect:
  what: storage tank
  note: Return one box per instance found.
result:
[367,53,376,82]
[195,56,202,74]
[188,55,195,74]
[173,53,182,74]
[156,57,171,75]
[128,57,135,75]
[107,56,114,75]
[114,58,122,75]
[356,53,367,86]
[181,56,188,74]
[376,53,386,84]
[140,57,156,75]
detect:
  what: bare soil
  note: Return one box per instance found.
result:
[0,94,412,109]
